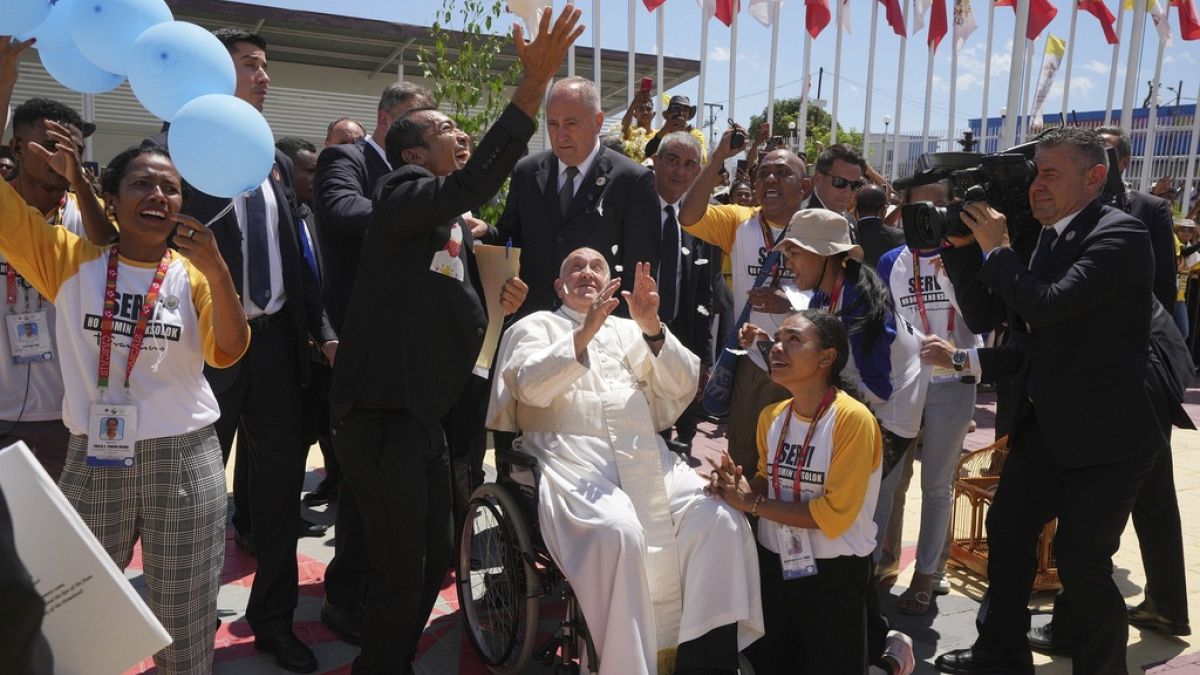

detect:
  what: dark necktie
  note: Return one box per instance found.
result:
[299,218,320,285]
[1029,227,1059,280]
[659,204,679,322]
[559,166,579,217]
[245,186,272,310]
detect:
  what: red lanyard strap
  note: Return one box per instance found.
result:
[771,386,838,500]
[97,246,171,391]
[758,215,785,287]
[826,270,846,314]
[910,250,955,338]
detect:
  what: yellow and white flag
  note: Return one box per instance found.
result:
[1030,35,1067,125]
[1124,0,1174,45]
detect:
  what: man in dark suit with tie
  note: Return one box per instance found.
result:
[327,8,577,672]
[496,75,660,318]
[853,183,904,267]
[150,28,336,673]
[931,128,1161,675]
[652,131,716,454]
[309,81,433,647]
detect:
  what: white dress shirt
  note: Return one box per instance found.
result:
[233,177,286,318]
[557,139,602,196]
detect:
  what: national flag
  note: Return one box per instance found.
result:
[699,0,741,25]
[915,0,932,32]
[1171,0,1200,39]
[806,0,832,35]
[995,0,1059,38]
[1030,34,1066,122]
[1150,0,1175,44]
[953,0,978,50]
[841,0,853,32]
[749,0,783,25]
[930,0,950,47]
[1079,0,1120,43]
[880,0,908,35]
[644,0,669,10]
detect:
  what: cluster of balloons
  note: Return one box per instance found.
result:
[2,0,275,197]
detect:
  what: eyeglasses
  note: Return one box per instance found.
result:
[819,170,865,192]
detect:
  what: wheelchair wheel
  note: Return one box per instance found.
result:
[457,483,540,674]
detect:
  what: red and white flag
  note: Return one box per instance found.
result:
[806,0,832,35]
[700,0,741,25]
[880,0,909,34]
[930,0,949,47]
[644,0,669,9]
[995,0,1059,39]
[1171,0,1200,39]
[1079,0,1120,43]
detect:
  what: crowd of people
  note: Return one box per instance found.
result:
[0,2,1195,674]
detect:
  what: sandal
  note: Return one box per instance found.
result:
[882,630,916,675]
[897,587,932,615]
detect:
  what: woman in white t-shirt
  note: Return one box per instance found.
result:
[708,309,913,675]
[0,146,249,674]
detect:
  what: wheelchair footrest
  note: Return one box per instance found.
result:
[534,634,565,667]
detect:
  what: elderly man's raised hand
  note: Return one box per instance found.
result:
[513,4,584,84]
[621,262,662,336]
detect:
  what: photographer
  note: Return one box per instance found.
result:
[643,95,708,162]
[927,127,1162,675]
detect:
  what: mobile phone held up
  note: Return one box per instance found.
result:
[728,119,746,151]
[640,76,653,94]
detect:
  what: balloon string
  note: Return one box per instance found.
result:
[204,199,237,229]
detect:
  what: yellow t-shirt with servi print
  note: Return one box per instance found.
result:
[0,180,247,441]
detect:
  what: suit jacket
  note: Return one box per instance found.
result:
[313,139,393,330]
[666,231,717,365]
[146,132,335,391]
[495,145,661,319]
[330,104,536,423]
[973,199,1161,467]
[1118,189,1177,313]
[856,216,906,268]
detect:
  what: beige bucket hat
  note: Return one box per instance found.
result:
[773,208,863,261]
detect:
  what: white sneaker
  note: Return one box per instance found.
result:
[933,575,952,595]
[882,630,916,675]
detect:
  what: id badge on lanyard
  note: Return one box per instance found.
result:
[5,263,53,364]
[770,387,836,580]
[778,525,817,579]
[85,247,171,468]
[911,250,958,380]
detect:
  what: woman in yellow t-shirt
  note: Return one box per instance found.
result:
[708,309,913,674]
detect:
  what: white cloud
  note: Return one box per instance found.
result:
[958,73,980,90]
[1083,59,1110,75]
[1164,51,1197,65]
[710,46,730,62]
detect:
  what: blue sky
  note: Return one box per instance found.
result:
[238,0,1198,139]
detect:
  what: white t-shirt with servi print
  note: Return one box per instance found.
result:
[0,180,247,441]
[0,192,86,422]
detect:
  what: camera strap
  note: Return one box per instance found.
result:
[758,216,786,288]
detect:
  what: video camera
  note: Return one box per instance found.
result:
[896,137,1126,250]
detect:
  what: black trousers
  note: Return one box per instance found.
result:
[213,318,307,638]
[747,545,872,675]
[332,407,453,675]
[976,413,1154,675]
[443,373,489,524]
[303,360,341,486]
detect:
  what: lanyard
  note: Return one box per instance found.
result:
[825,270,846,314]
[757,216,785,287]
[771,386,838,500]
[911,250,956,338]
[5,195,67,314]
[97,246,171,392]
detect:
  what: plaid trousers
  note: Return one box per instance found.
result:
[58,426,226,675]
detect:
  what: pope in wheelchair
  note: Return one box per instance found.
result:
[487,248,764,675]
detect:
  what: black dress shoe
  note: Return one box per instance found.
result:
[934,648,1033,674]
[233,531,256,557]
[302,479,339,506]
[321,599,363,645]
[298,517,328,538]
[1026,622,1070,655]
[254,632,317,673]
[1128,603,1192,636]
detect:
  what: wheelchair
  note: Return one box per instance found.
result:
[457,442,599,674]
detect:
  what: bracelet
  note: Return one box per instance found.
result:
[750,494,766,517]
[643,324,666,342]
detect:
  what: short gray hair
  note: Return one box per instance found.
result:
[1037,127,1108,171]
[379,82,433,113]
[550,76,601,113]
[657,131,702,162]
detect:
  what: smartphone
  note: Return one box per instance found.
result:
[728,119,746,151]
[166,222,181,251]
[640,76,653,93]
[83,160,99,175]
[735,159,748,175]
[766,136,785,150]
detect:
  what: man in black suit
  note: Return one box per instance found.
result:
[807,143,865,219]
[152,28,337,673]
[854,183,904,267]
[652,131,715,454]
[327,7,578,673]
[930,128,1161,675]
[496,75,660,318]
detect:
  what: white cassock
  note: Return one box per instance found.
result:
[487,306,764,675]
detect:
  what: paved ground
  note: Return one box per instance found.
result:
[118,383,1200,674]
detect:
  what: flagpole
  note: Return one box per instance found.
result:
[1181,80,1200,216]
[1103,0,1125,125]
[1122,0,1148,125]
[832,0,846,144]
[799,29,813,151]
[863,0,881,158]
[593,0,601,89]
[981,0,996,149]
[768,1,781,131]
[1061,0,1078,120]
[729,6,739,122]
[657,6,665,119]
[922,44,935,151]
[628,0,636,107]
[1022,38,1038,141]
[1140,34,1165,191]
[892,0,911,177]
[698,4,711,135]
[567,0,576,75]
[1001,0,1030,147]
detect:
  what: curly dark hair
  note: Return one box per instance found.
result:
[789,308,851,391]
[100,146,174,196]
[11,98,85,134]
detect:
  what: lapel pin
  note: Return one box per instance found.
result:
[1065,231,1076,242]
[595,176,607,187]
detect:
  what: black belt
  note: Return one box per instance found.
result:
[247,309,288,331]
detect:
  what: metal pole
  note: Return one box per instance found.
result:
[1121,0,1148,126]
[1181,82,1200,216]
[891,0,911,177]
[831,0,845,144]
[863,0,881,158]
[799,30,813,150]
[627,0,636,107]
[1000,0,1030,148]
[1103,0,1125,125]
[981,0,997,147]
[728,7,739,122]
[1061,0,1079,120]
[767,2,781,131]
[1140,37,1166,192]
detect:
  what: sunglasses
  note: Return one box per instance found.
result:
[819,170,865,191]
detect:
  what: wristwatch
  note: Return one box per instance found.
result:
[952,349,967,372]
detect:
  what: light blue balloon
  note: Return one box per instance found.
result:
[128,21,236,122]
[19,0,77,52]
[169,94,275,199]
[39,45,124,94]
[0,0,52,36]
[70,0,173,75]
